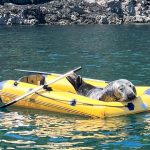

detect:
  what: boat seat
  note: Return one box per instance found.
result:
[18,74,45,85]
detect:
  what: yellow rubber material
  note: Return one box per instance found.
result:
[0,76,150,118]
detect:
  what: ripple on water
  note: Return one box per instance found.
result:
[0,108,150,149]
[1,25,150,149]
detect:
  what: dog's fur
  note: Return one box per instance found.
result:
[66,74,137,102]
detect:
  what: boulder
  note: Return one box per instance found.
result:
[44,14,59,24]
[135,3,142,15]
[99,15,108,24]
[124,15,134,23]
[128,0,136,16]
[6,14,23,25]
[23,18,38,25]
[133,15,144,23]
[22,6,45,23]
[145,16,150,23]
[0,15,6,25]
[58,19,70,25]
[70,12,79,21]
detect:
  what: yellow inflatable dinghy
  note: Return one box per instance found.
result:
[0,73,150,118]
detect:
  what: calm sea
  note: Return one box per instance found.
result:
[0,24,150,149]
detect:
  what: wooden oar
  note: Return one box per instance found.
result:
[15,69,108,83]
[0,67,81,109]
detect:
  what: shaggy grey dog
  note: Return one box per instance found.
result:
[67,74,137,102]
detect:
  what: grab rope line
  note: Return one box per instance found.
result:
[35,92,129,108]
[0,91,97,117]
[0,91,133,110]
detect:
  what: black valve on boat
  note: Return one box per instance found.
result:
[14,81,19,86]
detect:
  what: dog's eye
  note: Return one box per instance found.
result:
[129,84,132,87]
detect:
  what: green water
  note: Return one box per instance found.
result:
[0,25,150,149]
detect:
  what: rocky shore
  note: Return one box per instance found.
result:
[0,0,150,25]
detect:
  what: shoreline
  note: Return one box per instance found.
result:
[0,0,150,26]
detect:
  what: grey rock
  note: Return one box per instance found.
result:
[70,5,84,14]
[45,14,58,23]
[107,0,123,15]
[124,16,134,23]
[99,15,108,24]
[71,12,79,21]
[128,0,136,16]
[0,0,150,25]
[58,19,70,25]
[133,15,144,23]
[23,18,38,25]
[6,14,23,25]
[95,15,101,23]
[22,6,45,24]
[0,15,6,25]
[1,0,51,5]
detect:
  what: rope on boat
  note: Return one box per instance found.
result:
[0,90,134,110]
[35,92,130,108]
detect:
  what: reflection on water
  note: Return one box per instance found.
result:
[0,108,150,149]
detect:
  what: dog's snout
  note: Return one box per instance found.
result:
[127,94,136,100]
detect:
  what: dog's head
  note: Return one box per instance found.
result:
[106,79,137,102]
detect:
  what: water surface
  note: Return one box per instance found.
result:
[0,25,150,149]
